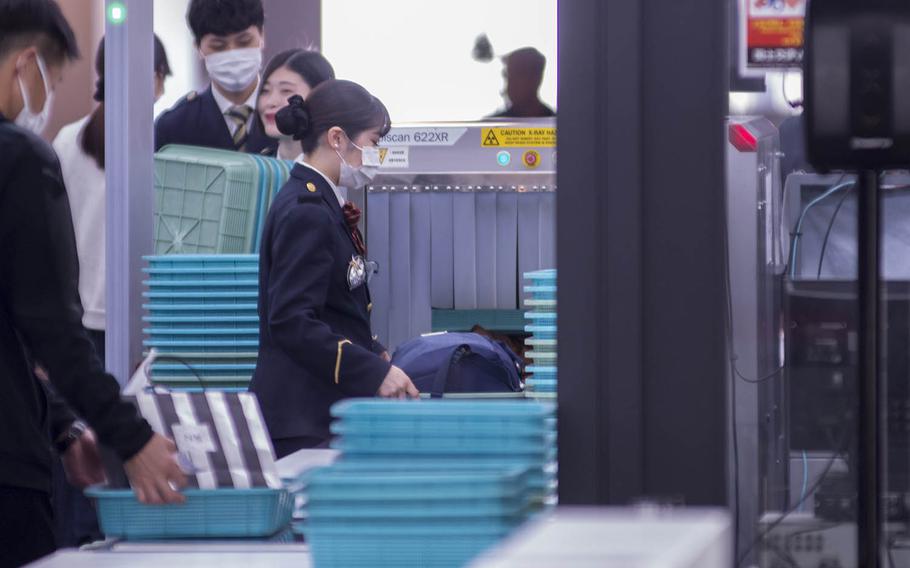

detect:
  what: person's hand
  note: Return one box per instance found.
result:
[61,428,106,489]
[123,434,187,505]
[377,365,419,399]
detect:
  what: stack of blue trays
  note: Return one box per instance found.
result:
[329,399,556,505]
[523,269,557,397]
[303,466,532,568]
[143,254,260,389]
[302,399,557,567]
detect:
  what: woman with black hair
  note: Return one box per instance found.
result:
[53,35,171,360]
[257,48,335,160]
[251,79,419,457]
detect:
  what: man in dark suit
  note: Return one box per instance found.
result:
[154,0,276,155]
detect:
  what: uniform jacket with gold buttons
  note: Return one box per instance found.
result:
[250,163,388,442]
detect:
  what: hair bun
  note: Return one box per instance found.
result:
[276,94,311,140]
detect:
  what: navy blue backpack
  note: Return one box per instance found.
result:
[391,332,524,398]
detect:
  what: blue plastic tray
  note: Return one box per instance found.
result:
[151,363,256,373]
[145,280,260,291]
[524,312,557,322]
[332,399,554,419]
[332,429,554,444]
[527,365,557,374]
[525,350,557,362]
[333,436,554,454]
[154,386,249,393]
[523,269,556,280]
[145,327,259,338]
[143,267,259,284]
[150,375,254,384]
[151,372,253,381]
[306,514,526,533]
[144,266,259,276]
[523,285,556,294]
[144,291,259,305]
[143,340,259,353]
[305,468,527,496]
[86,487,292,540]
[524,325,556,339]
[326,462,553,492]
[144,316,259,329]
[307,501,526,520]
[522,298,557,312]
[146,255,259,268]
[331,419,555,437]
[304,522,519,538]
[148,351,257,363]
[144,302,259,313]
[250,155,270,254]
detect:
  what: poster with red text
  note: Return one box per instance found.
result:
[742,0,806,73]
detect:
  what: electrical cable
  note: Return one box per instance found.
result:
[148,354,206,391]
[814,175,910,281]
[815,181,854,279]
[736,426,848,567]
[721,168,743,563]
[781,69,803,109]
[789,180,855,279]
[798,450,809,512]
[725,173,853,562]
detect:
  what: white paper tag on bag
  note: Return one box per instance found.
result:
[173,423,216,453]
[172,423,217,473]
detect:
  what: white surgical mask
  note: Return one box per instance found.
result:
[204,47,262,93]
[336,134,379,189]
[15,54,53,135]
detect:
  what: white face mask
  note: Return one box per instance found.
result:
[15,54,53,135]
[336,134,380,189]
[204,47,262,93]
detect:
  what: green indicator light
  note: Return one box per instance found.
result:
[108,2,126,24]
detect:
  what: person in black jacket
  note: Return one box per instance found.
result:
[250,81,419,458]
[154,0,276,154]
[488,47,555,119]
[0,2,186,566]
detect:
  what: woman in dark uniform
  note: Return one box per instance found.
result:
[250,80,419,458]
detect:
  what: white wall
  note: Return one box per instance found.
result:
[322,0,557,123]
[154,0,202,117]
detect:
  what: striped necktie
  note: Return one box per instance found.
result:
[226,105,252,151]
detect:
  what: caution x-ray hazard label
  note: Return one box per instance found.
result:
[481,127,556,148]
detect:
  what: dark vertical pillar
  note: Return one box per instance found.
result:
[557,0,729,506]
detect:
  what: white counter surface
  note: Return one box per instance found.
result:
[29,545,311,567]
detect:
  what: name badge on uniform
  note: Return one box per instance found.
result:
[348,255,367,290]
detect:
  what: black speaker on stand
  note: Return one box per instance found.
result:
[805,2,910,565]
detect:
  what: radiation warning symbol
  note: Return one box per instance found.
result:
[483,130,501,146]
